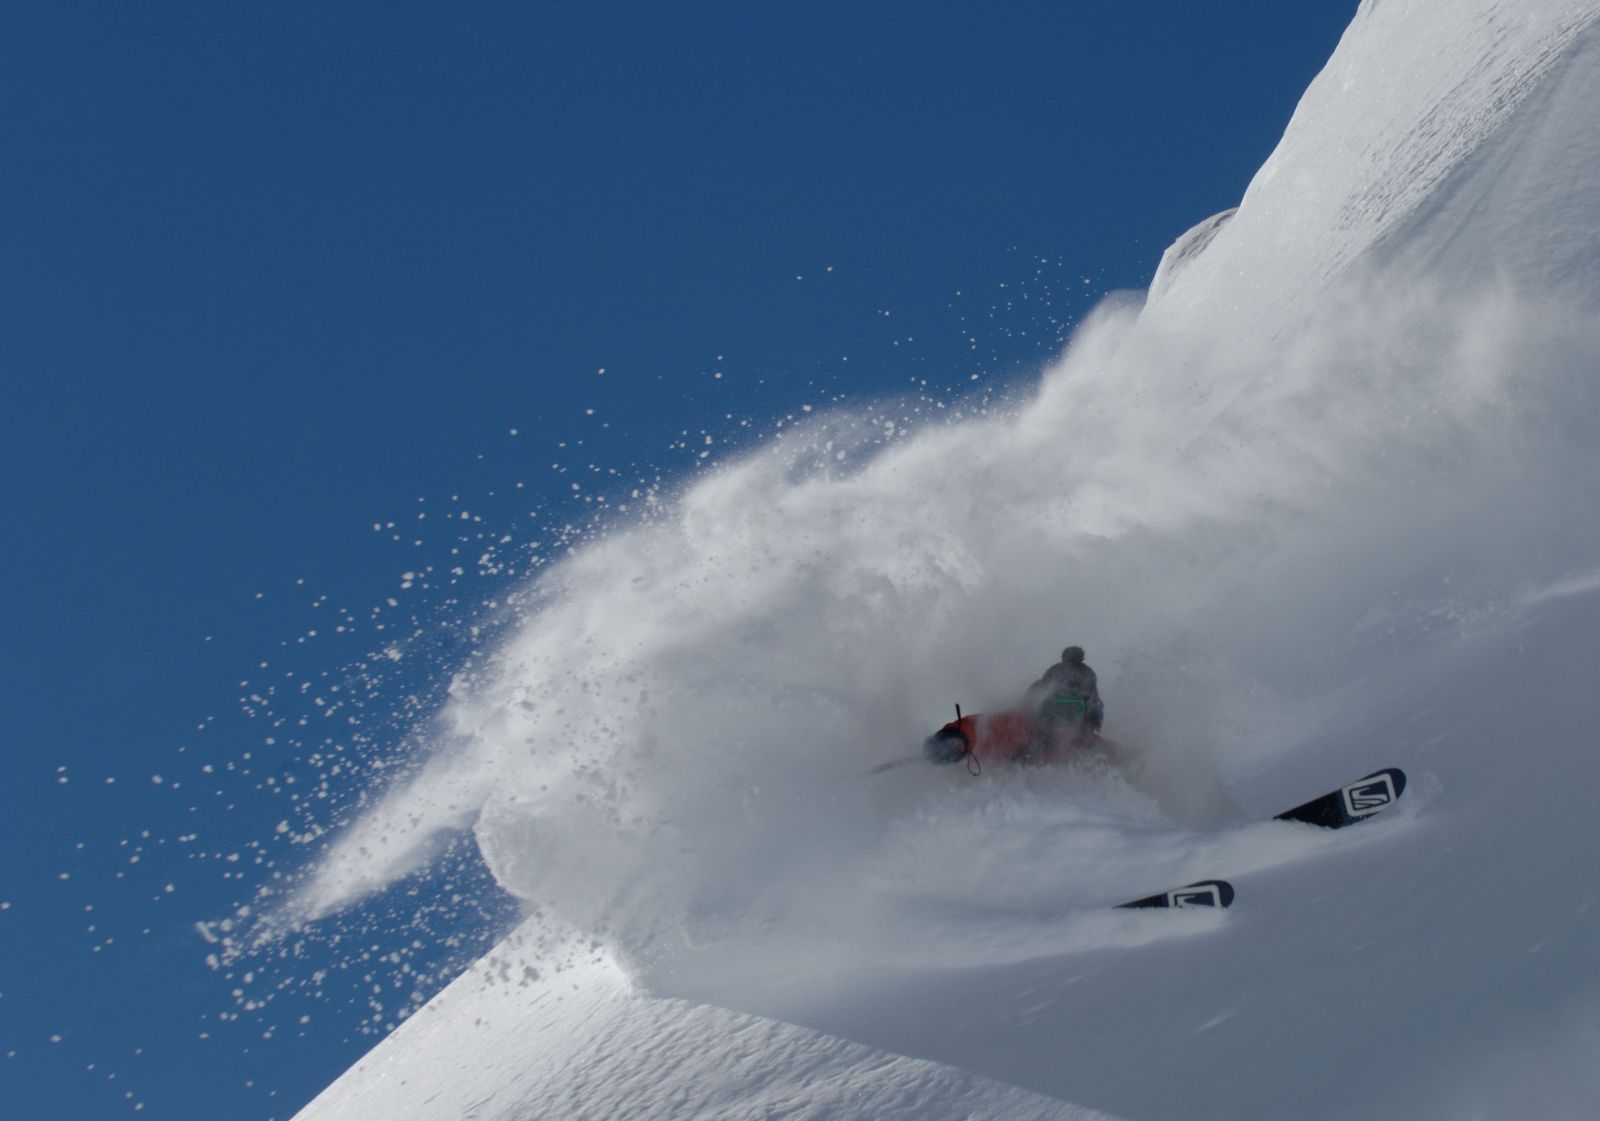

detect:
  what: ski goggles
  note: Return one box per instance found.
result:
[1045,694,1090,722]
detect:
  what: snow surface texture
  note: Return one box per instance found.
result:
[292,1,1600,1118]
[1146,0,1600,328]
[289,935,1120,1121]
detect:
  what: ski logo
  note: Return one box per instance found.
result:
[1341,773,1398,818]
[1168,883,1227,909]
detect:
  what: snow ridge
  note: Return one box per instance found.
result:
[1146,0,1600,328]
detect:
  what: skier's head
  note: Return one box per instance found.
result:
[1061,645,1085,665]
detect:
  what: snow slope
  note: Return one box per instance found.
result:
[1146,0,1600,323]
[290,936,1120,1121]
[290,1,1600,1118]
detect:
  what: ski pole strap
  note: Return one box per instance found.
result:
[953,702,980,775]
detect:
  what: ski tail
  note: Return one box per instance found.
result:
[1116,879,1235,910]
[1274,767,1407,829]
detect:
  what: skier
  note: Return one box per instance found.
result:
[1024,645,1103,752]
[918,645,1107,768]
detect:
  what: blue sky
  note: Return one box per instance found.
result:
[1,3,1353,1117]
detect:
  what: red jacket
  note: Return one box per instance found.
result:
[931,709,1103,767]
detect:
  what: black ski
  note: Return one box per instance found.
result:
[1113,769,1406,911]
[1273,767,1407,829]
[1116,879,1235,910]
